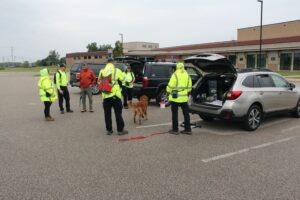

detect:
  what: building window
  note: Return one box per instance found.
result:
[228,55,236,66]
[280,53,292,70]
[88,56,91,59]
[239,57,244,61]
[294,53,300,70]
[77,56,81,60]
[73,57,77,60]
[257,54,266,68]
[84,56,87,59]
[142,45,147,48]
[247,54,256,68]
[148,45,153,48]
[271,57,276,61]
[94,56,98,59]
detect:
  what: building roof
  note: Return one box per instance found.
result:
[154,36,300,52]
[238,19,300,30]
[66,51,108,58]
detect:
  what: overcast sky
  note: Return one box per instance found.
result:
[0,0,299,62]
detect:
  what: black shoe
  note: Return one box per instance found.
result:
[60,110,64,114]
[168,129,179,135]
[124,106,128,109]
[118,130,128,135]
[180,130,192,135]
[66,110,74,113]
[106,130,113,135]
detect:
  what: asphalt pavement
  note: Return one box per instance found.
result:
[0,72,300,200]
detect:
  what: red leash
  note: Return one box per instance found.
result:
[118,131,169,142]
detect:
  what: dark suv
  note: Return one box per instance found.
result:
[133,62,202,104]
[69,62,127,94]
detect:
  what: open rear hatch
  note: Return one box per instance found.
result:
[184,54,237,108]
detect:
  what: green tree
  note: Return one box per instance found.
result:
[112,41,123,58]
[98,44,112,51]
[86,42,98,52]
[22,61,30,68]
[60,57,66,65]
[47,50,60,66]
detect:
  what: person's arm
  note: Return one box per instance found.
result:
[166,74,175,94]
[56,72,63,94]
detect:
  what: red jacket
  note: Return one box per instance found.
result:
[79,67,96,88]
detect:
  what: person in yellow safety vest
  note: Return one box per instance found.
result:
[56,64,73,114]
[166,61,192,135]
[98,62,128,136]
[38,68,58,121]
[122,65,135,109]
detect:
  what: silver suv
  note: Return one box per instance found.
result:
[185,54,300,131]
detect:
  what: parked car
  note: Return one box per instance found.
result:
[69,62,127,94]
[185,53,300,131]
[133,62,202,104]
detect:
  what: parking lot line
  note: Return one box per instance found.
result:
[202,136,299,163]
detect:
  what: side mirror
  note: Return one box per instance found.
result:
[289,83,296,90]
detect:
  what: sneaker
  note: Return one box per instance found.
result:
[117,130,128,135]
[48,116,55,121]
[180,130,192,135]
[106,130,113,135]
[45,117,54,122]
[168,129,179,135]
[60,110,64,114]
[89,109,94,112]
[66,110,74,113]
[81,110,87,112]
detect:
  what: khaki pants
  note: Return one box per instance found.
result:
[81,87,93,110]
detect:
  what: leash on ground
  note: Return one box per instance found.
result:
[118,131,169,142]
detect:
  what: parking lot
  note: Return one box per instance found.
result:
[1,72,300,200]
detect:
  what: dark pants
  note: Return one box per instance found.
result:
[44,101,52,118]
[103,97,125,132]
[122,87,133,107]
[58,86,71,111]
[171,102,191,131]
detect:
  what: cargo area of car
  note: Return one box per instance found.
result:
[192,74,236,108]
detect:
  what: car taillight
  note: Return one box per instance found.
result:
[143,76,149,88]
[76,73,80,79]
[226,91,242,100]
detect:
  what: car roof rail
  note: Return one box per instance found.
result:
[238,68,273,73]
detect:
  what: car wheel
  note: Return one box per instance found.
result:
[243,104,262,131]
[291,99,300,118]
[199,114,214,121]
[156,89,170,106]
[91,84,100,95]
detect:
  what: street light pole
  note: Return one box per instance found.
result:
[257,0,263,68]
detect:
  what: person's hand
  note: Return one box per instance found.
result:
[59,90,63,94]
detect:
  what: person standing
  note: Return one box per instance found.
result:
[167,61,192,135]
[56,63,73,114]
[98,62,128,135]
[122,66,135,109]
[38,68,57,121]
[79,65,96,112]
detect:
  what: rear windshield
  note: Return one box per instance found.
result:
[89,64,105,75]
[148,65,174,78]
[71,63,82,72]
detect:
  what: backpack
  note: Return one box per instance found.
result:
[98,71,117,93]
[53,70,61,84]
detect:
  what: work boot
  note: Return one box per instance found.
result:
[180,130,192,135]
[106,130,113,135]
[66,109,74,113]
[117,130,128,135]
[48,116,55,121]
[168,129,179,135]
[60,110,64,114]
[45,117,54,122]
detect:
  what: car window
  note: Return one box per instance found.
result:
[270,75,289,88]
[71,63,82,72]
[88,64,105,75]
[253,75,260,87]
[186,67,198,76]
[242,76,254,87]
[256,74,275,87]
[149,65,172,78]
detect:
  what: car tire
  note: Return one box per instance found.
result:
[91,84,100,95]
[156,89,170,106]
[291,99,300,118]
[199,114,214,121]
[243,104,262,131]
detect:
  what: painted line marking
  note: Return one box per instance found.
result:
[136,119,199,129]
[202,136,299,163]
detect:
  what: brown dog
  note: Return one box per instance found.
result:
[128,95,149,125]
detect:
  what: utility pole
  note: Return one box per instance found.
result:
[11,46,14,62]
[257,0,263,68]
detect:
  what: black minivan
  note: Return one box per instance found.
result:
[69,62,127,94]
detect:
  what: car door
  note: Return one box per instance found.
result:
[256,74,281,112]
[270,74,298,110]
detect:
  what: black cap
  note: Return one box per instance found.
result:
[107,58,114,62]
[60,63,66,68]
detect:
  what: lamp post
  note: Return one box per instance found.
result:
[257,0,263,68]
